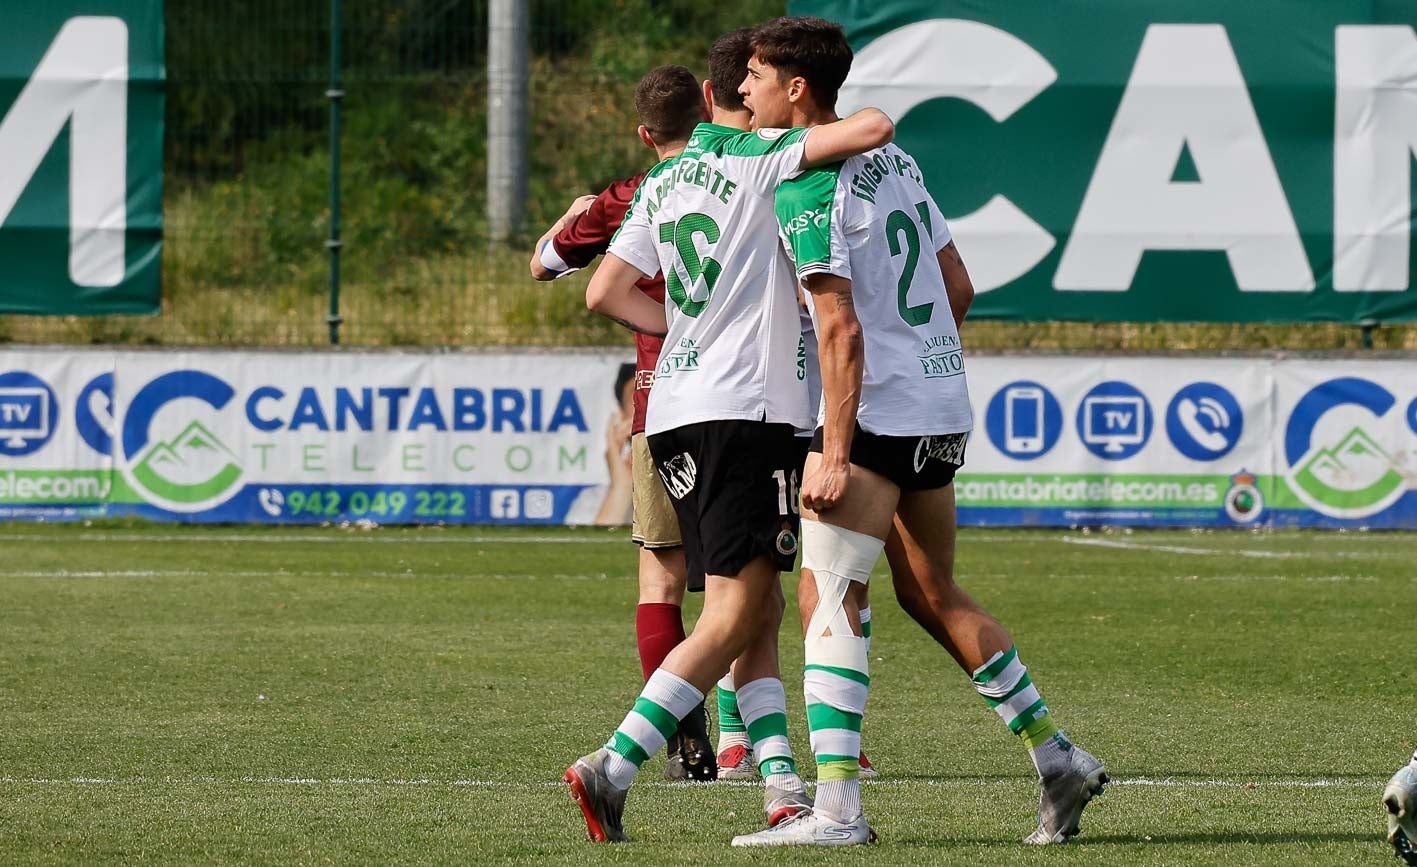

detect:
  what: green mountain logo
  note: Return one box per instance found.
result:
[1292,426,1405,512]
[131,421,243,504]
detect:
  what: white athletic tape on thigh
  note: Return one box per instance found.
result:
[801,520,884,641]
[800,520,882,584]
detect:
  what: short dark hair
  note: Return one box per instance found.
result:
[634,64,703,143]
[708,27,754,112]
[750,16,853,112]
[613,362,635,402]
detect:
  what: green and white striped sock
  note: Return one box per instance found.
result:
[737,676,805,793]
[603,668,704,789]
[804,634,869,822]
[971,646,1071,779]
[715,673,750,752]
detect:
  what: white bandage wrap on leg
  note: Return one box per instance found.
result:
[800,521,880,819]
[800,519,883,643]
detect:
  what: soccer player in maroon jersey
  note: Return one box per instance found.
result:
[529,67,717,782]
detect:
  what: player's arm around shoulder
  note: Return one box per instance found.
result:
[800,108,894,170]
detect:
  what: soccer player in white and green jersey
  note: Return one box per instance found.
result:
[1387,749,1417,865]
[561,31,895,844]
[733,16,1109,847]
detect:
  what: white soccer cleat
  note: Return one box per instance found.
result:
[731,809,871,847]
[1384,760,1417,866]
[1024,744,1108,845]
[763,783,813,827]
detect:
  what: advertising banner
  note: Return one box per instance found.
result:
[0,348,636,525]
[0,2,163,314]
[1,348,1415,529]
[958,356,1417,529]
[793,0,1417,322]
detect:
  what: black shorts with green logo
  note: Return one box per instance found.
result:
[648,420,802,591]
[809,425,969,491]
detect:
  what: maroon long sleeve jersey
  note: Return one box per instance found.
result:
[549,170,665,435]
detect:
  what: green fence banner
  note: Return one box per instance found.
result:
[792,0,1417,323]
[0,2,162,315]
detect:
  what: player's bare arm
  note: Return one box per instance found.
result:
[586,253,669,337]
[937,241,975,329]
[738,53,892,169]
[529,194,597,280]
[800,108,893,170]
[801,273,863,513]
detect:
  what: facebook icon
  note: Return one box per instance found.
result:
[489,488,520,520]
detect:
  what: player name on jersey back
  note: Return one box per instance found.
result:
[611,123,815,437]
[775,142,974,438]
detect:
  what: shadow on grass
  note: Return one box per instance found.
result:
[941,832,1375,847]
[866,773,1040,783]
[1064,831,1376,846]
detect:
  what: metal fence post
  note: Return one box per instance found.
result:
[487,0,529,243]
[326,0,345,344]
[1360,318,1378,350]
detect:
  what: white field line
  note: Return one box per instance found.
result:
[0,569,620,581]
[0,530,1114,546]
[0,533,628,545]
[3,530,1411,572]
[1168,574,1377,583]
[1063,535,1413,561]
[0,775,1374,790]
[1062,537,1296,558]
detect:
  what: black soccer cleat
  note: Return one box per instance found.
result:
[676,700,718,782]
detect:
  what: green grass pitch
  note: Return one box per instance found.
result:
[0,522,1412,865]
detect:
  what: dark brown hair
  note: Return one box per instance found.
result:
[750,16,853,111]
[634,64,703,143]
[708,27,754,112]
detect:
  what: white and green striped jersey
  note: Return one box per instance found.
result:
[609,122,815,437]
[775,143,973,437]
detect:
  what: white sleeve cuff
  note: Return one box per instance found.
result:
[539,240,578,278]
[798,260,850,281]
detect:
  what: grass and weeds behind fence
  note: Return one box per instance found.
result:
[4,0,1416,350]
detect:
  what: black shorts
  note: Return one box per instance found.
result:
[791,434,812,476]
[648,420,803,592]
[809,425,969,491]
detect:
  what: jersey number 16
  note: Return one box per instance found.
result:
[658,213,722,318]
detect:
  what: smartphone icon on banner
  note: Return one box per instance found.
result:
[1005,386,1045,454]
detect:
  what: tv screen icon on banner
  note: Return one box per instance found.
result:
[523,488,554,520]
[0,388,49,448]
[1084,396,1144,453]
[489,488,520,520]
[1079,388,1151,461]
